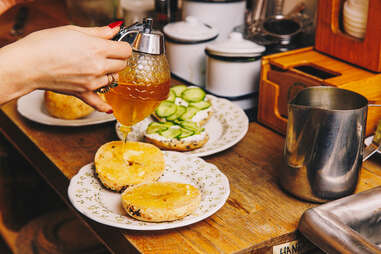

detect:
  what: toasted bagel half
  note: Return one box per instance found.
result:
[121,182,201,222]
[94,141,165,192]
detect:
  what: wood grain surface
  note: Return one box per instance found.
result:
[314,0,381,72]
[258,47,381,137]
[1,1,381,254]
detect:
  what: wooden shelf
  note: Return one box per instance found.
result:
[0,210,19,253]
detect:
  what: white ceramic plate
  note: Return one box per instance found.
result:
[17,90,115,126]
[115,95,249,157]
[68,151,230,230]
[365,136,381,154]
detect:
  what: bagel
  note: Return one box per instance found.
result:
[94,141,165,192]
[121,182,201,222]
[144,129,209,151]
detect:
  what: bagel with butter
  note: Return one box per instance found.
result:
[94,141,165,192]
[44,91,94,120]
[121,182,201,222]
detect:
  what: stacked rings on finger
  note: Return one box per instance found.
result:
[96,74,119,94]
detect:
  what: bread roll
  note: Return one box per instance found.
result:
[44,91,94,120]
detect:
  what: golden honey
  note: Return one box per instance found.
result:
[104,52,170,134]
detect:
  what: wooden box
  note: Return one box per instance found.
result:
[257,47,381,137]
[315,0,381,72]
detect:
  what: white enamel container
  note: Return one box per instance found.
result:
[163,16,219,87]
[205,32,265,110]
[182,0,246,40]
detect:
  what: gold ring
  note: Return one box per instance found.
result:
[107,73,115,85]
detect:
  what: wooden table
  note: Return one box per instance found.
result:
[1,1,381,253]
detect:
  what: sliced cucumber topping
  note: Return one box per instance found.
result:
[167,105,186,121]
[189,100,211,110]
[180,121,203,134]
[167,89,176,102]
[179,106,200,121]
[182,87,206,102]
[159,127,182,139]
[171,85,187,97]
[149,85,210,140]
[178,128,194,139]
[161,121,174,127]
[146,122,168,134]
[155,101,177,118]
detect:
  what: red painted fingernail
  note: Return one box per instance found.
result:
[108,21,123,28]
[106,109,113,114]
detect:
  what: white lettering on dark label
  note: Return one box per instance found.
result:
[273,240,313,254]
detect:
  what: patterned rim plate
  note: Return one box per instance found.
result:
[17,90,115,126]
[68,151,230,230]
[115,95,249,157]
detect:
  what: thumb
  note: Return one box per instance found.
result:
[67,23,122,39]
[76,91,113,113]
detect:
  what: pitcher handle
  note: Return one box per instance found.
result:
[287,82,307,103]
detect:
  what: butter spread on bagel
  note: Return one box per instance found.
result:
[121,182,201,222]
[94,141,165,192]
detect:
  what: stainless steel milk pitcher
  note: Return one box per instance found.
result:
[281,86,368,203]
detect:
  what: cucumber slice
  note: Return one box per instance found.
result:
[182,87,206,102]
[189,100,211,110]
[159,127,182,139]
[173,119,183,125]
[161,121,174,127]
[171,85,187,97]
[167,105,186,121]
[180,121,203,133]
[146,122,168,134]
[167,89,176,102]
[179,106,200,121]
[155,101,177,118]
[178,128,194,139]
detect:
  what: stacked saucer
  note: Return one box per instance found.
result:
[343,0,369,39]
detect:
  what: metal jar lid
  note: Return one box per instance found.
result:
[163,16,219,44]
[205,32,266,58]
[116,18,165,55]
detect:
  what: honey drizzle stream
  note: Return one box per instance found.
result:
[119,125,132,163]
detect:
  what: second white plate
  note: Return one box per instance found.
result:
[17,90,115,126]
[68,151,230,230]
[116,95,249,157]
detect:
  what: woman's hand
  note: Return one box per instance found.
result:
[0,24,131,112]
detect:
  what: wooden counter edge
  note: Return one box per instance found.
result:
[0,107,140,254]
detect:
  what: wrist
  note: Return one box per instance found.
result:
[0,44,37,104]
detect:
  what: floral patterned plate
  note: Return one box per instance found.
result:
[115,95,249,157]
[68,151,230,230]
[17,90,115,126]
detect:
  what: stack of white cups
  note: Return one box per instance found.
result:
[343,0,369,39]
